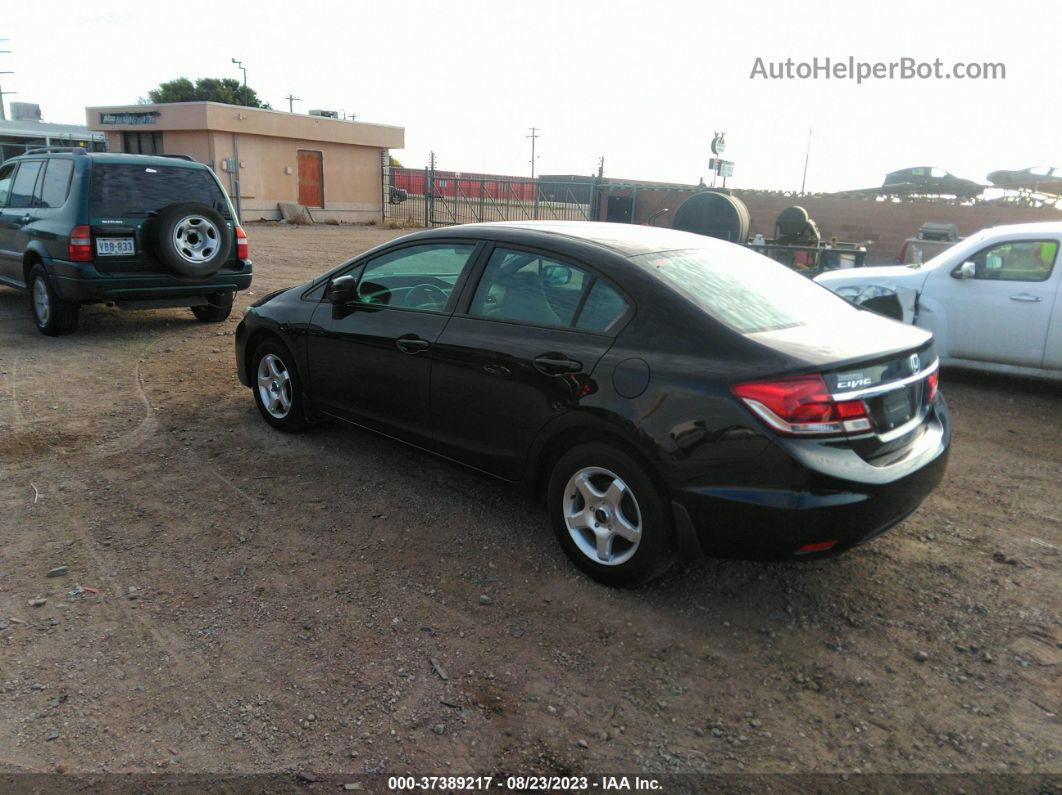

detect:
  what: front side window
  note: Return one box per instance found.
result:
[0,164,15,206]
[37,159,75,209]
[632,246,857,334]
[8,161,44,209]
[469,248,592,328]
[356,243,476,313]
[969,239,1058,282]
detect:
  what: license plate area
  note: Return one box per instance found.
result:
[96,237,135,256]
[880,387,914,430]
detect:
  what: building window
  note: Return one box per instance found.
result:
[123,131,163,154]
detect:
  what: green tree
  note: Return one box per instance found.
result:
[141,77,271,109]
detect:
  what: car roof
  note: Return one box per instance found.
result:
[414,220,724,256]
[5,151,206,170]
[974,221,1062,236]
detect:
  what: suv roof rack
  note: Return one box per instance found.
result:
[23,146,89,156]
[154,153,197,162]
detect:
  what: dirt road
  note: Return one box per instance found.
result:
[1,223,1059,782]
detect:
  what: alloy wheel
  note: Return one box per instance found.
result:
[32,277,51,326]
[257,353,292,419]
[562,466,643,565]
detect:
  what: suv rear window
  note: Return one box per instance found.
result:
[89,164,230,218]
[631,246,857,334]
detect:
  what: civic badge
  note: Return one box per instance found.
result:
[909,353,921,374]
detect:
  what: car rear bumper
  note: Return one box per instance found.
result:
[671,399,951,559]
[47,259,252,304]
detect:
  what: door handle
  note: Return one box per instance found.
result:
[533,353,583,375]
[395,336,430,354]
[1009,294,1041,302]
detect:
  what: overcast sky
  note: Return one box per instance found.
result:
[3,0,1058,192]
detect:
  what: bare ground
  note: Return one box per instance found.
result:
[0,223,1059,782]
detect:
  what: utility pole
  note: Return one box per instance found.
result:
[285,94,301,113]
[527,127,541,179]
[596,156,604,178]
[800,128,813,194]
[231,58,247,86]
[0,39,12,122]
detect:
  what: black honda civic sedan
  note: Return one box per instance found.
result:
[235,222,950,586]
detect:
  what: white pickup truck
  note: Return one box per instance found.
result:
[815,222,1062,380]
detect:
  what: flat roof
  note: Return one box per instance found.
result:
[0,118,104,140]
[86,101,404,149]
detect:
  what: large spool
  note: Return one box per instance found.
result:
[672,191,751,243]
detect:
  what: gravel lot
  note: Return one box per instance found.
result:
[0,223,1059,784]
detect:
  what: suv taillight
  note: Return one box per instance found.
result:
[69,226,92,262]
[732,375,872,436]
[235,226,249,261]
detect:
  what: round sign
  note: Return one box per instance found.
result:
[711,133,726,155]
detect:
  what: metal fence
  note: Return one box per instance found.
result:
[382,164,597,228]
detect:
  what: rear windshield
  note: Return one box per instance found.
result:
[89,164,230,218]
[631,246,858,334]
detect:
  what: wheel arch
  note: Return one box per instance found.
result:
[527,415,665,501]
[23,248,45,286]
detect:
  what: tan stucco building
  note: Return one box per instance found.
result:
[86,102,404,222]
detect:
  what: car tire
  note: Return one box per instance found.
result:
[28,264,79,336]
[154,202,232,279]
[251,340,307,432]
[547,442,675,587]
[191,292,234,323]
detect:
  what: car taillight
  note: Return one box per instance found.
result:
[69,225,93,262]
[235,226,249,260]
[926,370,939,402]
[732,374,872,436]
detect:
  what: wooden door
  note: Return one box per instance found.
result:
[297,150,324,207]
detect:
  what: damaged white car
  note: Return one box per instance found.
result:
[816,222,1062,380]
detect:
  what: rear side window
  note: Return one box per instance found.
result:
[469,248,590,328]
[37,159,75,208]
[633,246,857,334]
[89,164,229,218]
[575,280,628,332]
[9,161,44,208]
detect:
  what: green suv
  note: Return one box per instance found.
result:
[0,148,252,335]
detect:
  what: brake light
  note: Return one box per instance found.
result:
[926,370,939,402]
[235,226,249,261]
[732,374,872,436]
[69,225,92,262]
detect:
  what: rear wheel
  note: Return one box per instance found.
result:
[28,264,79,336]
[191,292,234,323]
[547,443,675,587]
[251,340,307,432]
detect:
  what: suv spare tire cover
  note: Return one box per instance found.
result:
[153,202,233,279]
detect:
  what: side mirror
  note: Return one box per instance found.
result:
[328,274,358,303]
[542,264,573,287]
[953,260,976,280]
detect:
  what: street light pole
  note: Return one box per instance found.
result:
[231,58,247,86]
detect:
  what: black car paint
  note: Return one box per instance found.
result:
[236,223,950,560]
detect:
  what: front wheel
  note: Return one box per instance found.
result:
[29,264,79,336]
[251,340,307,432]
[547,443,675,587]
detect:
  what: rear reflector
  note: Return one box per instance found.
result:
[926,370,939,402]
[796,540,838,554]
[732,374,872,436]
[235,226,249,261]
[69,225,93,262]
